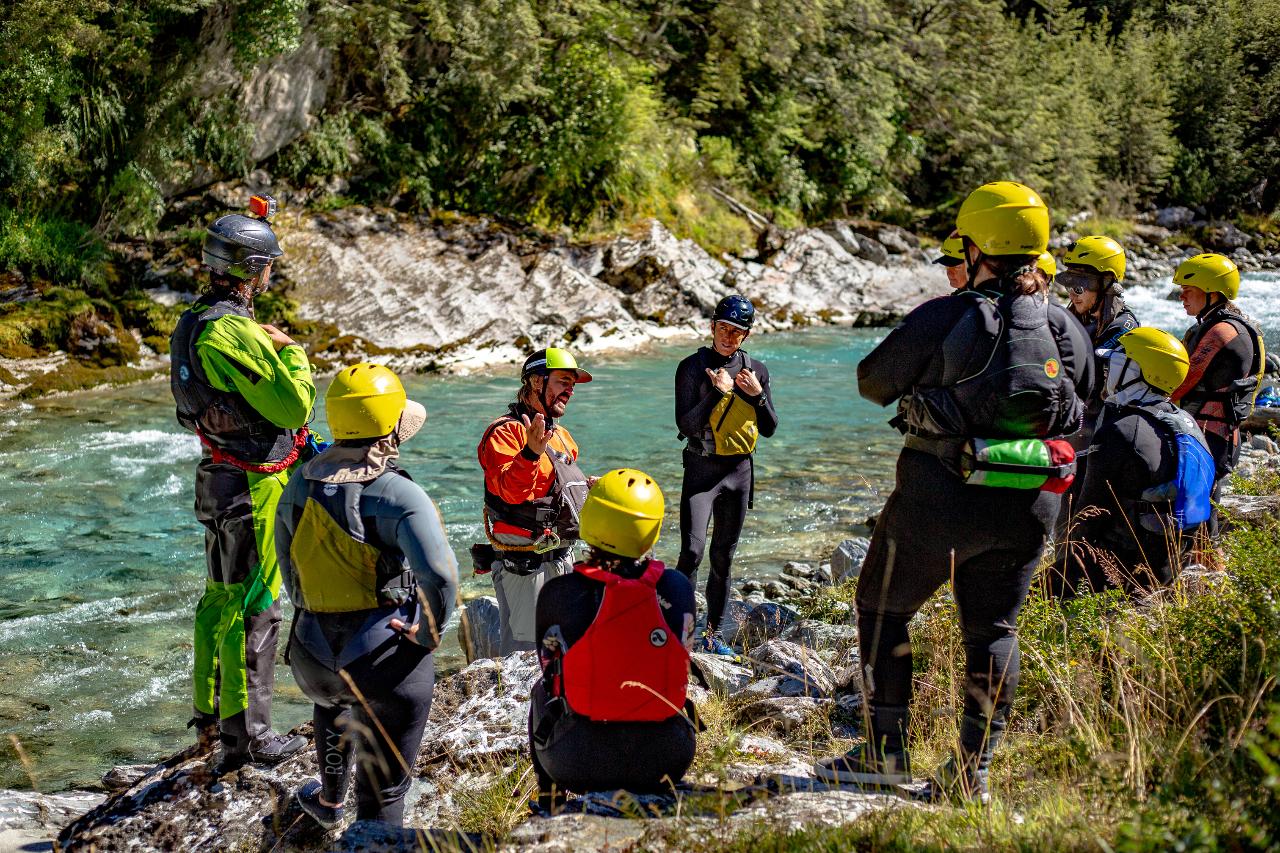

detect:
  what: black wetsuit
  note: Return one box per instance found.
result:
[529,562,696,796]
[1176,302,1262,538]
[1062,304,1139,524]
[855,286,1094,762]
[1053,400,1198,595]
[674,347,779,630]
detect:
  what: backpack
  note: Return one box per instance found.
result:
[553,562,690,722]
[904,289,1080,439]
[1131,407,1215,533]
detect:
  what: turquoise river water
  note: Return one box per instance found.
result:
[1,274,1276,791]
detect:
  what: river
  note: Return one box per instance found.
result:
[1,273,1276,791]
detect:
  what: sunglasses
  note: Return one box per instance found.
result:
[1057,269,1103,296]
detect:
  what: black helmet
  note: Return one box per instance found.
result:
[202,214,283,279]
[713,294,755,330]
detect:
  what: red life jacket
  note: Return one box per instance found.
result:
[558,561,690,722]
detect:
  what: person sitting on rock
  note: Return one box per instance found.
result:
[476,348,593,655]
[529,469,696,811]
[276,363,459,828]
[1170,253,1265,541]
[1050,328,1214,595]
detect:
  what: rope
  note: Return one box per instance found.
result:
[197,427,310,474]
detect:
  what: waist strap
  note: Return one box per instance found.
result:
[199,427,309,474]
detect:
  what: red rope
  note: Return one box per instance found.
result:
[197,427,310,474]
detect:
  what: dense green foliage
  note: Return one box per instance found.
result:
[2,0,1278,246]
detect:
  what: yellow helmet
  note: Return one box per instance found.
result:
[933,233,965,266]
[579,468,665,559]
[955,181,1050,256]
[1116,327,1190,395]
[1173,253,1240,300]
[1063,235,1126,282]
[1035,252,1057,277]
[326,362,407,439]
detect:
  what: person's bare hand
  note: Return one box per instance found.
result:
[706,367,734,394]
[587,475,599,489]
[735,368,763,397]
[389,618,419,641]
[259,324,295,350]
[521,413,553,456]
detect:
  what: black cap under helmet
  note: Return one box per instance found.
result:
[202,214,283,279]
[713,294,755,330]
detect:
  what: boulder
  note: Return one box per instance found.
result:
[1155,206,1196,230]
[457,596,502,663]
[781,620,859,656]
[718,598,756,647]
[831,538,870,583]
[1206,221,1252,250]
[747,640,838,697]
[0,789,104,850]
[102,763,154,791]
[782,562,817,580]
[1217,494,1280,526]
[740,602,800,646]
[736,696,829,733]
[690,652,754,694]
[1130,223,1172,243]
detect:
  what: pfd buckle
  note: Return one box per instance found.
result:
[532,528,561,555]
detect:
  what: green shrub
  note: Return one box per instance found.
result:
[0,209,105,288]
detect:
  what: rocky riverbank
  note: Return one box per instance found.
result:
[7,434,1277,850]
[4,177,1278,400]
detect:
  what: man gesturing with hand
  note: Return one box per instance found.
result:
[675,295,779,656]
[476,348,593,654]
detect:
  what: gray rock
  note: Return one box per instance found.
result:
[690,652,754,694]
[764,580,789,600]
[0,789,103,848]
[718,598,755,647]
[747,639,838,697]
[781,620,859,655]
[854,234,891,265]
[1207,221,1252,250]
[783,562,816,580]
[1155,206,1196,230]
[457,596,502,663]
[1130,223,1173,243]
[737,696,829,733]
[102,763,154,791]
[1249,434,1279,453]
[873,225,919,254]
[740,602,800,646]
[1218,494,1280,526]
[831,537,871,583]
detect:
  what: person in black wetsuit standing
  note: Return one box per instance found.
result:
[674,295,779,656]
[1050,328,1213,596]
[815,181,1094,803]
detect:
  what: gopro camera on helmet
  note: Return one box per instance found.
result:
[249,195,277,220]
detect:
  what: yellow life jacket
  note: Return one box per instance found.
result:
[288,470,415,613]
[708,390,759,455]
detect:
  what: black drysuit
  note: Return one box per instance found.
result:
[674,347,779,630]
[855,286,1094,761]
[1052,401,1200,595]
[529,562,696,797]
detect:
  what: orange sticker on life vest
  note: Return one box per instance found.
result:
[1044,358,1060,378]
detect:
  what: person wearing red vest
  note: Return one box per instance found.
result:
[529,469,696,811]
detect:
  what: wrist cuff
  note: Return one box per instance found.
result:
[520,445,541,462]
